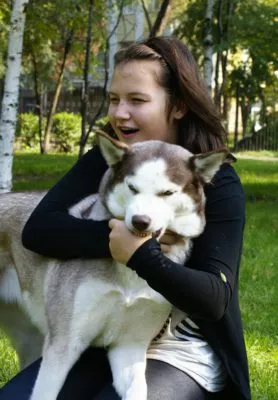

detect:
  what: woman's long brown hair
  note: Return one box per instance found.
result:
[109,37,227,154]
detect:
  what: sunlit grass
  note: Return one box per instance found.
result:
[12,152,77,190]
[245,333,278,400]
[239,200,278,399]
[234,159,278,201]
[0,332,18,388]
[236,150,278,159]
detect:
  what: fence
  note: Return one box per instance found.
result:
[19,86,107,124]
[234,120,278,152]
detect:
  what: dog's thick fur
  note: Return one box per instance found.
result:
[0,133,229,400]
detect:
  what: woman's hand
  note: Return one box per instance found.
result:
[108,219,151,264]
[159,230,185,254]
[109,219,185,264]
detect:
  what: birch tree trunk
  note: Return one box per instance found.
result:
[42,28,74,154]
[214,0,223,109]
[203,0,215,93]
[0,0,29,193]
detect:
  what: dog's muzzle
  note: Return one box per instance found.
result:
[131,228,162,239]
[132,231,151,238]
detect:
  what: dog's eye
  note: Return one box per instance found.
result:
[128,184,139,194]
[158,190,175,197]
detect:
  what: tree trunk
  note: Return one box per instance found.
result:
[214,0,223,109]
[223,91,229,131]
[203,0,215,93]
[140,0,152,33]
[149,0,172,38]
[219,0,233,117]
[240,99,249,138]
[0,0,29,193]
[79,0,94,159]
[78,0,125,157]
[31,48,44,153]
[234,83,239,151]
[42,29,74,154]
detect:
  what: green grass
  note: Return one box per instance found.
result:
[1,151,278,398]
[236,150,278,159]
[12,152,77,190]
[0,333,18,388]
[239,202,278,399]
[234,159,278,201]
[233,159,278,399]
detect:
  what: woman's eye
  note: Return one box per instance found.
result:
[132,98,145,103]
[159,190,175,197]
[109,97,119,104]
[128,184,139,194]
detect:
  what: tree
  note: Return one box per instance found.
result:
[78,0,126,157]
[24,0,86,153]
[79,0,95,158]
[0,0,29,193]
[149,0,172,38]
[203,0,215,92]
[42,26,75,153]
[172,0,277,138]
[229,0,278,133]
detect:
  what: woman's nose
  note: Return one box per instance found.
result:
[113,101,130,119]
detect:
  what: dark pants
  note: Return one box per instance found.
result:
[0,347,225,400]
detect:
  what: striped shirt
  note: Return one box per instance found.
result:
[147,310,227,392]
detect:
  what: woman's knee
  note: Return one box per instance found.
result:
[146,359,214,400]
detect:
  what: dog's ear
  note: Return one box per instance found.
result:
[190,149,235,183]
[95,129,129,166]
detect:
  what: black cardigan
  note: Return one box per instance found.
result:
[22,146,251,399]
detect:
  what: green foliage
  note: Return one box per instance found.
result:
[172,0,278,124]
[51,112,81,152]
[15,113,41,150]
[22,0,108,93]
[15,112,82,153]
[0,2,10,78]
[94,115,109,130]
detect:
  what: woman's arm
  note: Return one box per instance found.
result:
[126,164,245,321]
[21,146,110,259]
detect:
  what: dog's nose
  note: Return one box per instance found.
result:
[132,215,151,232]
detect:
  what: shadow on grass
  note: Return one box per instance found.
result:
[242,182,278,202]
[13,174,67,191]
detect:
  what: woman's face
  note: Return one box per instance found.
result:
[108,60,183,145]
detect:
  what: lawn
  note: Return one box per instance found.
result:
[1,152,278,398]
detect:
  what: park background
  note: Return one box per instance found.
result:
[0,1,277,399]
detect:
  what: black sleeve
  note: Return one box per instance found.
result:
[127,164,245,322]
[21,146,111,259]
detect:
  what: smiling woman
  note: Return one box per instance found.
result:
[0,37,250,400]
[108,60,183,145]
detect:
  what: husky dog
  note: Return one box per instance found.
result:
[0,132,230,400]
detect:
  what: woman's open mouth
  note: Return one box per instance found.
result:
[119,127,139,136]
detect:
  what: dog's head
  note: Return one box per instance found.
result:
[97,130,233,240]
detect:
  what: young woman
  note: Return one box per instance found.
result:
[0,37,250,400]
